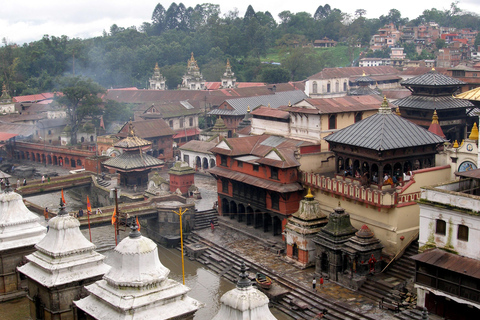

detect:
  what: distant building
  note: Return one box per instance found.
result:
[149,62,167,90]
[313,37,337,48]
[179,52,206,90]
[220,59,236,89]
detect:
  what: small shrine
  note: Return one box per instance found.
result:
[349,72,381,96]
[180,52,206,90]
[75,221,203,319]
[313,204,357,281]
[149,62,167,90]
[0,176,46,302]
[18,199,110,319]
[284,189,328,268]
[103,121,164,191]
[168,161,195,195]
[212,261,277,320]
[341,225,383,289]
[220,59,236,88]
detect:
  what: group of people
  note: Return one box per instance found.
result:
[344,166,414,188]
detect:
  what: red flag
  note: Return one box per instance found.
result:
[87,196,92,213]
[136,216,141,231]
[111,207,116,225]
[61,189,66,205]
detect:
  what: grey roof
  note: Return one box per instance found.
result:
[349,86,381,96]
[401,70,465,86]
[324,112,446,151]
[103,151,164,170]
[209,90,307,116]
[393,95,474,110]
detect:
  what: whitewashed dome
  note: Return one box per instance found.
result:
[212,262,277,320]
[0,185,46,251]
[104,225,170,288]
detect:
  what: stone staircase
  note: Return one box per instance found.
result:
[357,241,419,315]
[193,209,218,230]
[182,233,378,320]
[96,177,110,188]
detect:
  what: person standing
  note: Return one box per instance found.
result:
[78,208,84,217]
[44,207,49,220]
[42,175,45,183]
[23,178,27,186]
[16,179,20,188]
[312,277,317,291]
[47,176,51,183]
[210,219,215,233]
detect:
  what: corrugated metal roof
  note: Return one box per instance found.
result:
[286,95,386,114]
[324,111,446,151]
[179,140,216,153]
[411,249,480,280]
[208,166,303,193]
[393,95,473,110]
[250,106,290,119]
[308,66,399,80]
[117,119,175,139]
[214,90,307,116]
[401,70,465,86]
[103,151,164,170]
[455,87,480,101]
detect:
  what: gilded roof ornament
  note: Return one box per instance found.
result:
[469,122,479,141]
[431,110,439,124]
[453,140,459,148]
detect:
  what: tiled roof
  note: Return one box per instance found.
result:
[38,118,69,128]
[13,92,55,103]
[382,89,411,100]
[117,119,175,139]
[399,67,448,77]
[348,86,381,96]
[401,70,465,86]
[324,110,446,151]
[210,134,313,168]
[0,121,34,137]
[102,151,164,171]
[210,90,307,116]
[308,66,399,80]
[208,166,303,192]
[393,95,473,110]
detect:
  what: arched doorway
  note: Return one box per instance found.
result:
[202,158,208,170]
[221,198,230,215]
[263,213,272,233]
[254,210,262,229]
[238,204,245,223]
[273,216,282,236]
[71,159,76,167]
[321,252,329,273]
[195,156,201,170]
[246,206,253,225]
[48,155,52,165]
[209,159,215,168]
[229,200,237,219]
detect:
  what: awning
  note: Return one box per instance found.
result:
[208,166,303,193]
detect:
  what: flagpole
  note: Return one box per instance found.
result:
[115,188,119,245]
[87,210,92,242]
[173,207,187,285]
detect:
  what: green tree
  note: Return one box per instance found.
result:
[475,33,480,49]
[281,47,321,81]
[55,76,105,145]
[103,100,134,126]
[435,38,446,49]
[260,65,290,84]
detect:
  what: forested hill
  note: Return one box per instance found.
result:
[1,3,479,96]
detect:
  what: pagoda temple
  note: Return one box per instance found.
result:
[349,72,382,96]
[212,261,277,320]
[0,177,46,302]
[393,68,474,142]
[18,199,110,319]
[103,121,164,191]
[75,221,203,319]
[220,59,236,88]
[284,188,328,268]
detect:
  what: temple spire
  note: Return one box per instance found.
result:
[378,96,392,114]
[236,261,251,288]
[428,110,445,138]
[469,123,479,141]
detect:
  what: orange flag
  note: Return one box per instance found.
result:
[61,189,66,205]
[111,207,116,225]
[136,216,141,231]
[87,196,92,213]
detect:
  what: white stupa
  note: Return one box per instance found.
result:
[18,199,110,318]
[212,262,277,320]
[74,221,203,319]
[0,181,46,252]
[0,177,46,301]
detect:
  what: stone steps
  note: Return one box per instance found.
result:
[183,233,377,320]
[193,210,218,230]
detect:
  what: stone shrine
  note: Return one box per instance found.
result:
[212,262,277,320]
[0,179,46,302]
[75,221,203,319]
[284,189,328,268]
[168,161,195,195]
[18,199,110,319]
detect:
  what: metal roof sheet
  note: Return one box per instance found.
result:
[401,70,465,86]
[455,87,480,101]
[324,111,446,151]
[393,95,474,110]
[103,151,164,170]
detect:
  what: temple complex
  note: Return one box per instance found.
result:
[284,188,328,268]
[393,68,474,142]
[220,59,236,89]
[75,222,203,319]
[18,200,110,319]
[149,62,167,90]
[103,121,164,191]
[180,52,206,90]
[212,261,277,320]
[0,177,46,302]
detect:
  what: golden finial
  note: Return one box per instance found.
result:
[396,106,401,116]
[305,188,314,199]
[268,103,271,108]
[362,71,366,76]
[469,123,479,141]
[432,67,435,71]
[431,110,439,124]
[461,139,464,147]
[247,106,250,113]
[288,101,292,106]
[226,59,231,68]
[128,119,135,137]
[453,140,459,148]
[154,62,160,70]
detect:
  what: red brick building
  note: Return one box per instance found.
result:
[208,134,316,238]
